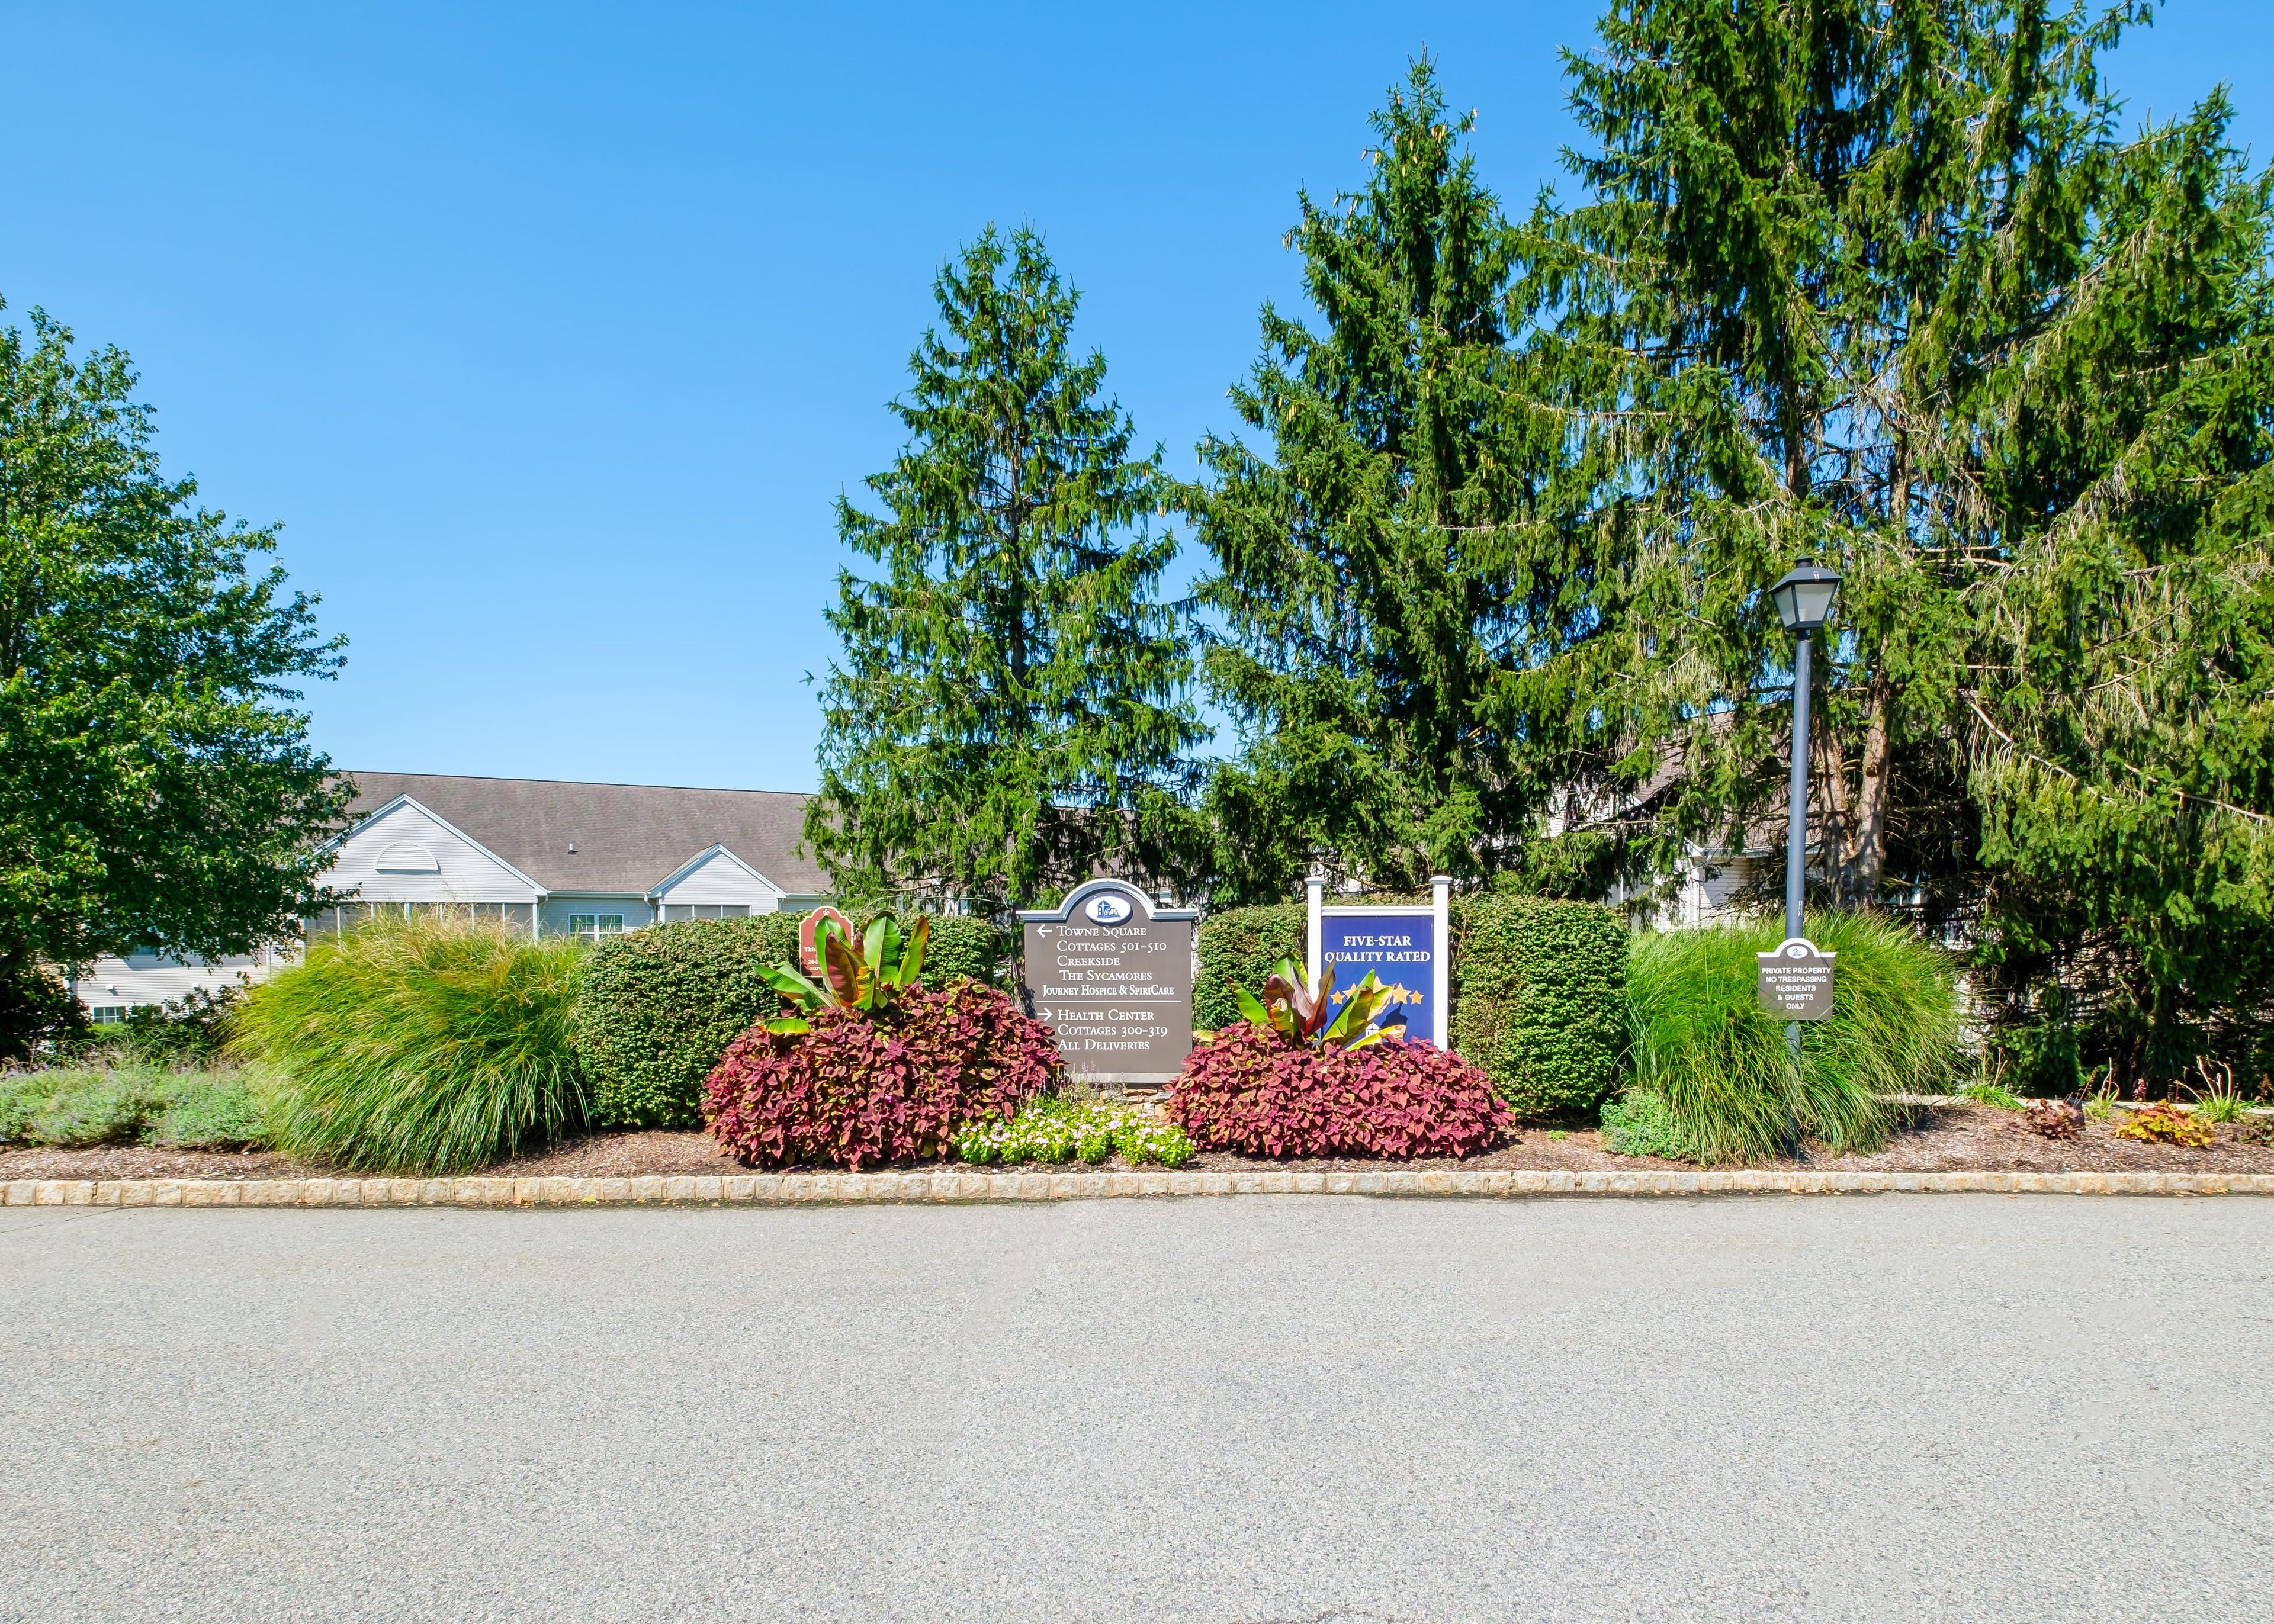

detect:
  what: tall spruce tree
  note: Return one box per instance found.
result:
[1543,0,2274,1082]
[806,227,1200,914]
[1186,60,1617,902]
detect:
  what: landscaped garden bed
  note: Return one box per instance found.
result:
[13,905,2274,1192]
[11,1101,2271,1184]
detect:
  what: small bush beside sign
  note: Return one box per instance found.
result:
[1450,895,1628,1121]
[574,914,802,1129]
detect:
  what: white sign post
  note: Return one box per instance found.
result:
[1301,870,1453,1046]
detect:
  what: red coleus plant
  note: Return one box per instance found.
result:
[703,979,1059,1169]
[1167,1020,1509,1160]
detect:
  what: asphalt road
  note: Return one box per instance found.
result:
[4,1195,2270,1623]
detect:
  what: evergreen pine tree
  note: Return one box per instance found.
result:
[1186,60,1616,901]
[805,227,1200,914]
[1546,0,2274,1081]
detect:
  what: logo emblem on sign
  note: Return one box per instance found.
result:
[1083,893,1133,925]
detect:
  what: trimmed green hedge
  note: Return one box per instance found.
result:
[574,914,802,1129]
[1193,902,1307,1031]
[906,914,1011,989]
[1448,894,1628,1121]
[574,909,1011,1129]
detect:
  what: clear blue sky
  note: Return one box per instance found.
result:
[5,1,2269,792]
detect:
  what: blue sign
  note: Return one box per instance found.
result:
[1318,909,1438,1044]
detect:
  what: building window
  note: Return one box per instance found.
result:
[89,1006,129,1025]
[661,904,751,922]
[567,914,625,943]
[309,902,534,937]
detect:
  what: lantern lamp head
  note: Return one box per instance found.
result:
[1770,558,1842,635]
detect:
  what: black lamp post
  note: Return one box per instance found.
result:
[1770,558,1841,1058]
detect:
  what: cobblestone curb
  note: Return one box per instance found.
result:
[7,1168,2273,1207]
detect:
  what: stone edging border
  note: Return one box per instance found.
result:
[7,1168,2273,1208]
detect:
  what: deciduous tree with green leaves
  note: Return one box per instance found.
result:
[805,229,1201,915]
[0,302,351,1057]
[1540,0,2274,1083]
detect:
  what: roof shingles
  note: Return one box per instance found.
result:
[342,773,826,898]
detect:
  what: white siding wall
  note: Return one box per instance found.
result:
[652,848,785,911]
[70,948,282,1018]
[323,801,542,904]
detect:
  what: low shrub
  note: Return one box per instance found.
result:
[1960,1079,2025,1110]
[111,986,244,1066]
[0,1065,263,1149]
[911,914,1011,989]
[1626,911,1960,1164]
[1193,903,1307,1033]
[2112,1101,2215,1148]
[2018,1099,2086,1140]
[704,979,1058,1169]
[955,1091,1194,1168]
[1167,1021,1509,1159]
[235,919,587,1173]
[574,913,802,1128]
[1450,894,1627,1120]
[1599,1089,1685,1159]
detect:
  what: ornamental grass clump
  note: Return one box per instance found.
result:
[1169,960,1509,1159]
[1621,912,1958,1165]
[233,918,587,1174]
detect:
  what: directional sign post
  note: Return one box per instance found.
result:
[1017,879,1196,1087]
[1756,937,1836,1022]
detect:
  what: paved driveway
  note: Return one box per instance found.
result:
[3,1195,2270,1622]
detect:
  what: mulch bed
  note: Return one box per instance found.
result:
[7,1102,2272,1182]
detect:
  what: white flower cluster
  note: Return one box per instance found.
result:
[956,1094,1194,1168]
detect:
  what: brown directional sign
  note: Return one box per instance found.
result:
[1018,880,1196,1086]
[1757,937,1837,1021]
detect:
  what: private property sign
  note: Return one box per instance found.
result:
[1017,880,1196,1086]
[1756,937,1837,1021]
[1305,874,1453,1046]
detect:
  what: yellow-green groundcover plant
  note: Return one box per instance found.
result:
[233,918,587,1174]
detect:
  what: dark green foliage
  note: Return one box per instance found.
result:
[1449,895,1627,1121]
[0,947,88,1062]
[1184,61,1610,898]
[1626,914,1960,1164]
[910,914,1009,989]
[573,913,800,1128]
[0,1065,262,1149]
[807,226,1202,914]
[110,985,242,1066]
[1539,2,2274,1085]
[1193,903,1306,1033]
[236,919,586,1173]
[0,302,351,1050]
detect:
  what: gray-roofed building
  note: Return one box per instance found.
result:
[69,772,828,1021]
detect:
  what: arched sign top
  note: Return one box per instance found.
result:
[1017,877,1197,926]
[1769,936,1832,962]
[1083,892,1135,925]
